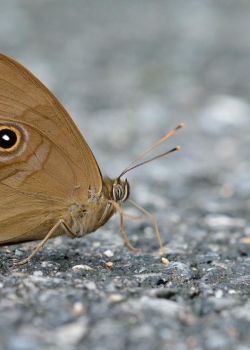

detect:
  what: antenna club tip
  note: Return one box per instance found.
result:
[176,145,181,150]
[179,122,185,127]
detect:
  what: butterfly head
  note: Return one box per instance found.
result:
[112,177,130,203]
[101,176,130,203]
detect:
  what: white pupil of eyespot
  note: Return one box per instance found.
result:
[3,134,10,141]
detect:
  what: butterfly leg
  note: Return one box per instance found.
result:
[13,219,74,266]
[109,200,140,252]
[119,210,140,252]
[123,212,143,220]
[128,199,164,255]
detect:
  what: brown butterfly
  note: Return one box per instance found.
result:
[0,53,183,265]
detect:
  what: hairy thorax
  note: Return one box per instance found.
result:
[64,194,116,237]
[63,175,129,238]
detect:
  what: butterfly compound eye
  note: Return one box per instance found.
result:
[0,125,22,152]
[112,179,130,202]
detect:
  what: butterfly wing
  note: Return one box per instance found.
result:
[0,54,102,194]
[0,54,102,243]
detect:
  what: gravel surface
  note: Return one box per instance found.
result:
[1,1,250,350]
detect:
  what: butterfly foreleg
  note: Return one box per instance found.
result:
[109,200,140,252]
[13,219,76,266]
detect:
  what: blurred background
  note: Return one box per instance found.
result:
[1,0,250,224]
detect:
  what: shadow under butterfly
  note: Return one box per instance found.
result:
[0,53,183,265]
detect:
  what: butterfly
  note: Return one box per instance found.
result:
[0,53,183,265]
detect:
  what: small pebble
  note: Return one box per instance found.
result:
[83,281,97,291]
[161,257,169,264]
[55,321,88,346]
[72,264,95,271]
[72,301,85,315]
[14,249,23,256]
[33,271,43,277]
[103,249,114,257]
[105,261,113,268]
[108,294,124,303]
[10,272,27,277]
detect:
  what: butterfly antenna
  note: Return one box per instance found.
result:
[119,123,184,177]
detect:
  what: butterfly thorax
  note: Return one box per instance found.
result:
[64,176,130,238]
